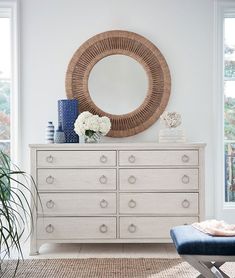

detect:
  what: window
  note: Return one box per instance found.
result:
[214,0,235,221]
[224,17,235,203]
[0,16,11,156]
[0,2,19,160]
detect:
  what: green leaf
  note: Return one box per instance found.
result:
[0,150,40,276]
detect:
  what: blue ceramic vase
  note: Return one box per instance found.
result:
[54,122,66,143]
[58,99,79,143]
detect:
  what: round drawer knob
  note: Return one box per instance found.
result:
[128,199,136,208]
[46,175,54,184]
[46,224,54,233]
[181,175,190,184]
[128,224,137,233]
[100,155,108,163]
[99,175,108,184]
[128,175,136,184]
[181,155,190,163]
[128,155,136,163]
[100,199,108,208]
[46,200,55,209]
[182,199,190,208]
[99,224,108,233]
[46,155,54,163]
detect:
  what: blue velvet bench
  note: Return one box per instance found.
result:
[170,225,235,278]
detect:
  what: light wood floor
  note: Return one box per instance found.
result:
[21,243,180,259]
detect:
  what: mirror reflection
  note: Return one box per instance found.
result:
[88,55,148,115]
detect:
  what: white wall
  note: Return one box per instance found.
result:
[20,0,214,218]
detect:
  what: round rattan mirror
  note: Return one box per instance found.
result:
[66,30,171,137]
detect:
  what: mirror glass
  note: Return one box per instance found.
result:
[88,55,148,115]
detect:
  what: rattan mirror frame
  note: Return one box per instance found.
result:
[66,30,171,137]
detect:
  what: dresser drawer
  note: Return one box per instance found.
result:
[120,217,198,239]
[37,169,116,191]
[120,193,198,215]
[37,217,116,239]
[119,150,198,166]
[119,168,198,191]
[38,193,116,215]
[37,150,116,167]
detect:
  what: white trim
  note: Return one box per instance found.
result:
[11,0,20,165]
[0,0,20,164]
[224,78,235,81]
[214,0,235,222]
[0,8,11,18]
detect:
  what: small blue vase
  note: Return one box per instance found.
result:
[54,122,66,143]
[58,99,79,143]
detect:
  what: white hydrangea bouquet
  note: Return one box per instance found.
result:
[74,111,111,143]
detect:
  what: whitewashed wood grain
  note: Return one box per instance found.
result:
[37,150,116,167]
[120,216,198,239]
[119,193,198,215]
[38,193,116,215]
[119,150,198,166]
[38,169,116,191]
[37,217,116,240]
[119,168,198,191]
[29,143,205,254]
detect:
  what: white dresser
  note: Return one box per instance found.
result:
[30,143,205,254]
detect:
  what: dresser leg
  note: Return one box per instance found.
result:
[29,241,39,256]
[29,250,39,256]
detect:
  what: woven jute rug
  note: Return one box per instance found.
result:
[1,258,235,278]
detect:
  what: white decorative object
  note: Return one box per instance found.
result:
[159,112,186,143]
[160,111,182,128]
[29,143,205,255]
[45,121,54,144]
[159,128,186,143]
[74,111,111,143]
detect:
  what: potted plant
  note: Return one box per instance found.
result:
[0,150,38,277]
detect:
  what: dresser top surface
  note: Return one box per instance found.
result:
[30,142,206,150]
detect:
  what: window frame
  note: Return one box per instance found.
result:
[0,0,20,163]
[214,0,235,221]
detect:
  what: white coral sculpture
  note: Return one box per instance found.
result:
[160,112,182,128]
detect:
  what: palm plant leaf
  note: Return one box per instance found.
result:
[0,150,39,277]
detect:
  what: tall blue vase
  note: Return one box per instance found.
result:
[58,99,79,143]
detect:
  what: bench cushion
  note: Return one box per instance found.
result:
[170,225,235,256]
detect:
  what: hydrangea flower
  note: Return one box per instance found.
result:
[74,111,111,137]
